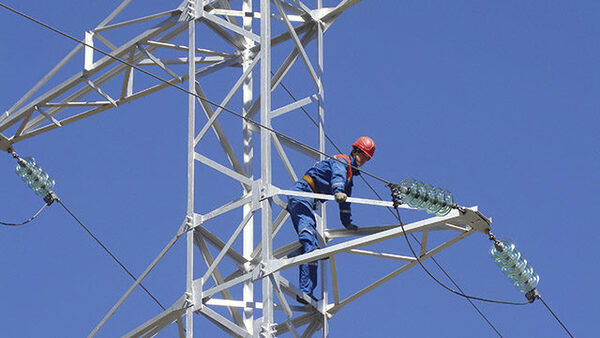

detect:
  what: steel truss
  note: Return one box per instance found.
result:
[0,0,493,337]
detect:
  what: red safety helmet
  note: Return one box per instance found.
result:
[352,136,375,159]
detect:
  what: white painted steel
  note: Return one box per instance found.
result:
[260,0,274,335]
[270,94,319,119]
[195,233,245,326]
[194,54,260,146]
[84,31,94,71]
[2,1,491,337]
[185,4,196,336]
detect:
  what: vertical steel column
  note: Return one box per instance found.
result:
[317,2,329,335]
[186,1,198,337]
[260,0,273,336]
[242,0,255,332]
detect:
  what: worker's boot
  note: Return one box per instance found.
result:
[296,294,318,305]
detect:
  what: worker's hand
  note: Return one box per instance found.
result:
[344,223,358,231]
[334,192,347,203]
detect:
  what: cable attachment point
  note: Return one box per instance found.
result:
[386,182,404,208]
[44,191,58,206]
[487,230,498,243]
[452,203,467,213]
[525,288,540,303]
[8,147,18,158]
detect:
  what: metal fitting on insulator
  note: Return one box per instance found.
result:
[487,230,498,243]
[44,191,58,206]
[525,288,540,303]
[8,147,19,159]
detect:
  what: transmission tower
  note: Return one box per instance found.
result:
[0,1,493,336]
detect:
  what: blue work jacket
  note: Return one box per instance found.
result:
[303,155,359,226]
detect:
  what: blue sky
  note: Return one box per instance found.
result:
[0,1,598,337]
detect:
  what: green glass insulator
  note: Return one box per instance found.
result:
[397,178,455,216]
[426,186,444,214]
[14,156,55,197]
[437,191,454,216]
[16,157,35,179]
[399,178,416,205]
[490,239,539,293]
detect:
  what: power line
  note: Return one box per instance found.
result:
[1,202,48,226]
[0,3,572,336]
[538,296,575,338]
[0,1,391,187]
[393,208,530,306]
[276,79,504,335]
[55,197,166,311]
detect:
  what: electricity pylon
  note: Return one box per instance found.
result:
[0,1,492,336]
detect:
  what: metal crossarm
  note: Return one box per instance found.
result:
[1,1,490,337]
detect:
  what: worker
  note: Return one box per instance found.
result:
[287,136,376,304]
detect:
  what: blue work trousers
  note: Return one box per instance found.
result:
[287,180,319,296]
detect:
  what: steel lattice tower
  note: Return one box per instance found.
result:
[0,1,492,336]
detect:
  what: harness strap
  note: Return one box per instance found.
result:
[302,175,318,193]
[335,154,353,181]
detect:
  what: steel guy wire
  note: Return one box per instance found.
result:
[277,77,502,337]
[0,202,47,226]
[55,197,166,311]
[538,296,575,338]
[0,1,393,187]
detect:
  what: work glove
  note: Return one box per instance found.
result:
[334,192,347,203]
[344,223,358,231]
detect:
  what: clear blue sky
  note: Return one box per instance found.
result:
[0,1,597,337]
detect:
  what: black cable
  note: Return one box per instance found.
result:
[393,207,530,306]
[0,202,47,226]
[276,76,405,221]
[408,231,503,336]
[1,1,539,329]
[0,1,391,186]
[538,296,575,338]
[276,78,506,335]
[55,198,166,311]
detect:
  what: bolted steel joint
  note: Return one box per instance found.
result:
[184,291,194,308]
[186,0,197,19]
[260,323,277,337]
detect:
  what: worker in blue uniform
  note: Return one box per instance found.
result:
[287,136,376,304]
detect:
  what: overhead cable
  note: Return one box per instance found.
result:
[277,77,503,336]
[55,198,167,311]
[394,208,531,306]
[1,4,573,336]
[0,1,392,187]
[0,203,48,226]
[538,296,575,338]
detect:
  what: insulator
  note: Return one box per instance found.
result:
[15,157,55,197]
[389,178,454,216]
[490,239,539,293]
